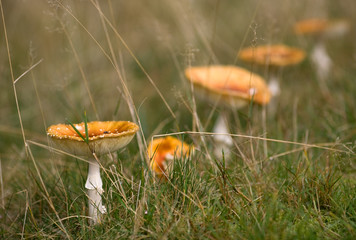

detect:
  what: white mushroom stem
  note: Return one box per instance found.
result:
[213,114,233,158]
[268,74,281,97]
[85,157,106,225]
[267,73,280,118]
[311,41,332,82]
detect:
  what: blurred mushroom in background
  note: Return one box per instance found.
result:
[185,65,271,158]
[238,44,306,97]
[238,45,305,116]
[294,18,350,95]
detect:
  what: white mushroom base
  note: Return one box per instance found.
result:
[87,188,106,225]
[86,157,106,225]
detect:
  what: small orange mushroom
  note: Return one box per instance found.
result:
[148,136,193,179]
[294,19,350,38]
[294,18,330,35]
[47,121,139,224]
[238,44,306,67]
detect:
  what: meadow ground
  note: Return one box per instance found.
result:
[0,0,356,239]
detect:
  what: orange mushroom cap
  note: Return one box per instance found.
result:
[47,121,139,156]
[294,18,350,37]
[185,65,271,107]
[148,136,193,178]
[238,45,306,67]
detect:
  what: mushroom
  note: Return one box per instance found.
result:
[294,19,350,90]
[47,121,139,224]
[148,136,193,180]
[238,44,306,97]
[185,65,271,157]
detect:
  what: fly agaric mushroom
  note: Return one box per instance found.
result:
[47,121,139,224]
[238,44,306,97]
[148,136,193,180]
[294,19,350,88]
[185,65,271,157]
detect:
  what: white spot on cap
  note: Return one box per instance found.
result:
[249,88,257,95]
[165,153,174,161]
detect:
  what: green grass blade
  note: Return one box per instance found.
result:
[83,111,89,144]
[66,118,89,144]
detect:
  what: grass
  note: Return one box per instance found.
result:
[1,0,356,239]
